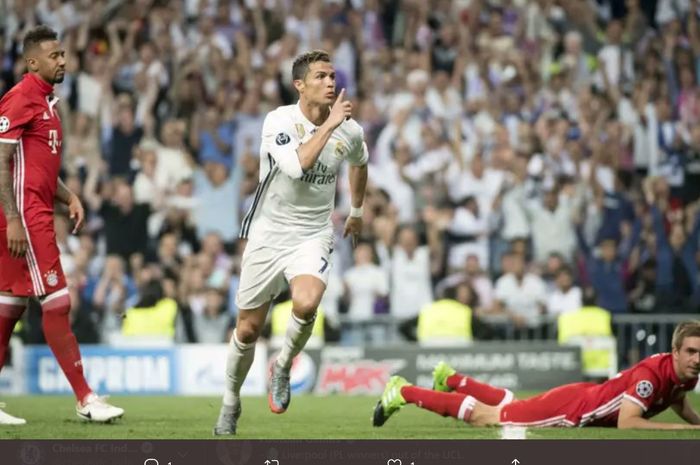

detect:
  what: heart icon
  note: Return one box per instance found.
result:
[387,460,402,465]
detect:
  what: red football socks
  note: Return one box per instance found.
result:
[401,386,475,421]
[41,290,92,402]
[0,298,25,370]
[447,374,513,406]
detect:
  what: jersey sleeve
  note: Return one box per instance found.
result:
[0,91,34,143]
[623,367,662,412]
[260,110,303,179]
[347,125,369,166]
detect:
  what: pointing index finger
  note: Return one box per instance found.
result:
[336,88,346,102]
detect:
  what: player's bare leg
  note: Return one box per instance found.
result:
[269,275,324,414]
[214,301,270,435]
[0,292,27,425]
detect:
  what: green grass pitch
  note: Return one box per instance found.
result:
[1,394,700,439]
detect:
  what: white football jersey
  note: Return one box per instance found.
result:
[240,102,368,242]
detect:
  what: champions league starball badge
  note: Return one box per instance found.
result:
[275,132,291,145]
[635,380,654,398]
[0,116,10,133]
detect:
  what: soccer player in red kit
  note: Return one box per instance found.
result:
[374,321,700,430]
[0,26,124,425]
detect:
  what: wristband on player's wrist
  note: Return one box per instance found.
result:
[349,206,363,218]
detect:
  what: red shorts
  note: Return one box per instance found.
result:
[0,221,66,297]
[499,382,596,428]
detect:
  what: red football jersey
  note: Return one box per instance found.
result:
[581,353,698,426]
[0,72,62,229]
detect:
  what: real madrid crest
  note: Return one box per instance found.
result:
[334,141,346,157]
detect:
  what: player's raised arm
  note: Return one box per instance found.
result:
[617,397,700,429]
[296,88,352,171]
[0,142,27,258]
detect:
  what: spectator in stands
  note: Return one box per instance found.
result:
[522,184,578,264]
[390,226,433,341]
[649,200,700,312]
[445,195,494,272]
[343,242,389,344]
[88,255,137,342]
[122,280,178,341]
[187,287,231,344]
[64,112,100,177]
[492,252,547,329]
[417,282,473,346]
[88,179,151,262]
[158,178,199,253]
[107,97,143,178]
[557,287,615,380]
[629,259,660,313]
[157,232,183,282]
[542,252,566,292]
[576,214,640,314]
[193,162,242,245]
[547,266,583,317]
[132,147,167,208]
[435,254,494,314]
[194,105,235,170]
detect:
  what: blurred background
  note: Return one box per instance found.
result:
[2,0,700,396]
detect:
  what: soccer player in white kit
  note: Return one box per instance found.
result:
[213,50,368,435]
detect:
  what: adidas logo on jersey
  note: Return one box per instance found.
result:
[43,112,50,120]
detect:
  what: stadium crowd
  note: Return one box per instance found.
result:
[1,0,699,346]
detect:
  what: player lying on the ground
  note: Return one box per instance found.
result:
[373,321,700,430]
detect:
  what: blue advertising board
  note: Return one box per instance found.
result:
[25,345,177,395]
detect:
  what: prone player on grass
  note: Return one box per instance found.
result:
[374,320,700,430]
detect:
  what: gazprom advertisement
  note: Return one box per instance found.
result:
[23,344,268,396]
[26,346,178,395]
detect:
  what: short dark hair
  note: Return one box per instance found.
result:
[672,321,700,351]
[23,25,58,55]
[292,50,331,81]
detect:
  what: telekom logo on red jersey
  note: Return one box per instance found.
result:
[48,129,61,154]
[315,359,406,395]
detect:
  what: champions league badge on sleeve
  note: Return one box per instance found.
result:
[635,380,653,398]
[275,132,291,145]
[0,116,10,133]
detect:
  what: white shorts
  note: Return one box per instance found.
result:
[236,233,334,310]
